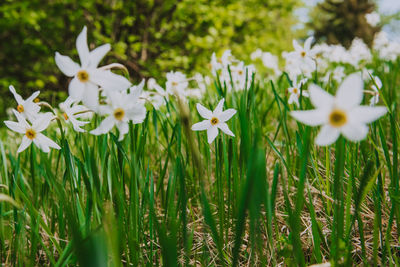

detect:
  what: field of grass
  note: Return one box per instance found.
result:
[1,30,400,266]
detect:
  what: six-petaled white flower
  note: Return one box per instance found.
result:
[9,85,40,122]
[289,36,316,71]
[165,71,189,96]
[59,97,90,132]
[90,89,147,141]
[5,110,60,153]
[291,73,387,146]
[288,78,309,107]
[55,26,131,109]
[192,99,236,144]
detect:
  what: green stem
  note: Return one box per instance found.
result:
[331,137,346,264]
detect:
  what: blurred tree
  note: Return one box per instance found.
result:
[0,0,301,117]
[308,0,380,48]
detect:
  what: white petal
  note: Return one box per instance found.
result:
[308,84,334,109]
[32,114,52,132]
[291,109,327,126]
[350,106,387,124]
[90,70,131,91]
[288,94,299,107]
[4,121,25,133]
[89,43,111,68]
[304,36,314,51]
[97,105,113,116]
[196,103,212,119]
[191,120,211,131]
[13,110,30,128]
[218,122,234,136]
[292,39,302,52]
[9,85,23,104]
[36,133,61,150]
[17,136,32,153]
[341,123,369,142]
[207,126,219,144]
[218,109,236,122]
[336,73,364,109]
[315,125,340,146]
[126,106,147,124]
[213,98,225,115]
[90,116,115,135]
[55,52,79,76]
[116,122,129,141]
[76,26,90,67]
[69,118,86,132]
[25,91,40,103]
[81,83,99,110]
[68,77,85,101]
[33,137,49,153]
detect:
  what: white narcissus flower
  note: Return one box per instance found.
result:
[370,76,382,106]
[290,36,316,71]
[9,85,40,122]
[288,77,309,107]
[165,71,188,96]
[291,73,387,146]
[90,88,146,141]
[191,99,236,144]
[59,97,90,132]
[4,110,60,153]
[55,26,131,109]
[210,50,234,75]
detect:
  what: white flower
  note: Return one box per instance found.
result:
[90,89,146,141]
[323,66,346,84]
[250,49,263,60]
[261,52,281,76]
[288,36,316,71]
[55,26,131,109]
[370,76,382,106]
[191,99,236,143]
[4,110,60,153]
[9,85,40,122]
[211,50,234,75]
[365,12,380,27]
[288,78,309,107]
[291,73,387,146]
[59,97,90,132]
[165,71,188,96]
[143,78,167,109]
[348,38,372,66]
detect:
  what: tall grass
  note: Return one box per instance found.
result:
[0,61,399,266]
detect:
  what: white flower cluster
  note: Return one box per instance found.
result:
[4,26,392,152]
[211,50,255,91]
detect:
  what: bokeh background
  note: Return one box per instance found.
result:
[0,0,399,118]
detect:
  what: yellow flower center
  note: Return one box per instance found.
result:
[238,70,243,75]
[329,109,347,128]
[210,117,219,126]
[63,113,69,121]
[292,88,298,94]
[172,81,178,87]
[113,108,125,121]
[301,51,306,57]
[25,129,36,140]
[77,70,90,82]
[34,98,40,103]
[17,104,24,113]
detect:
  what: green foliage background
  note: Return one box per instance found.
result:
[0,0,301,116]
